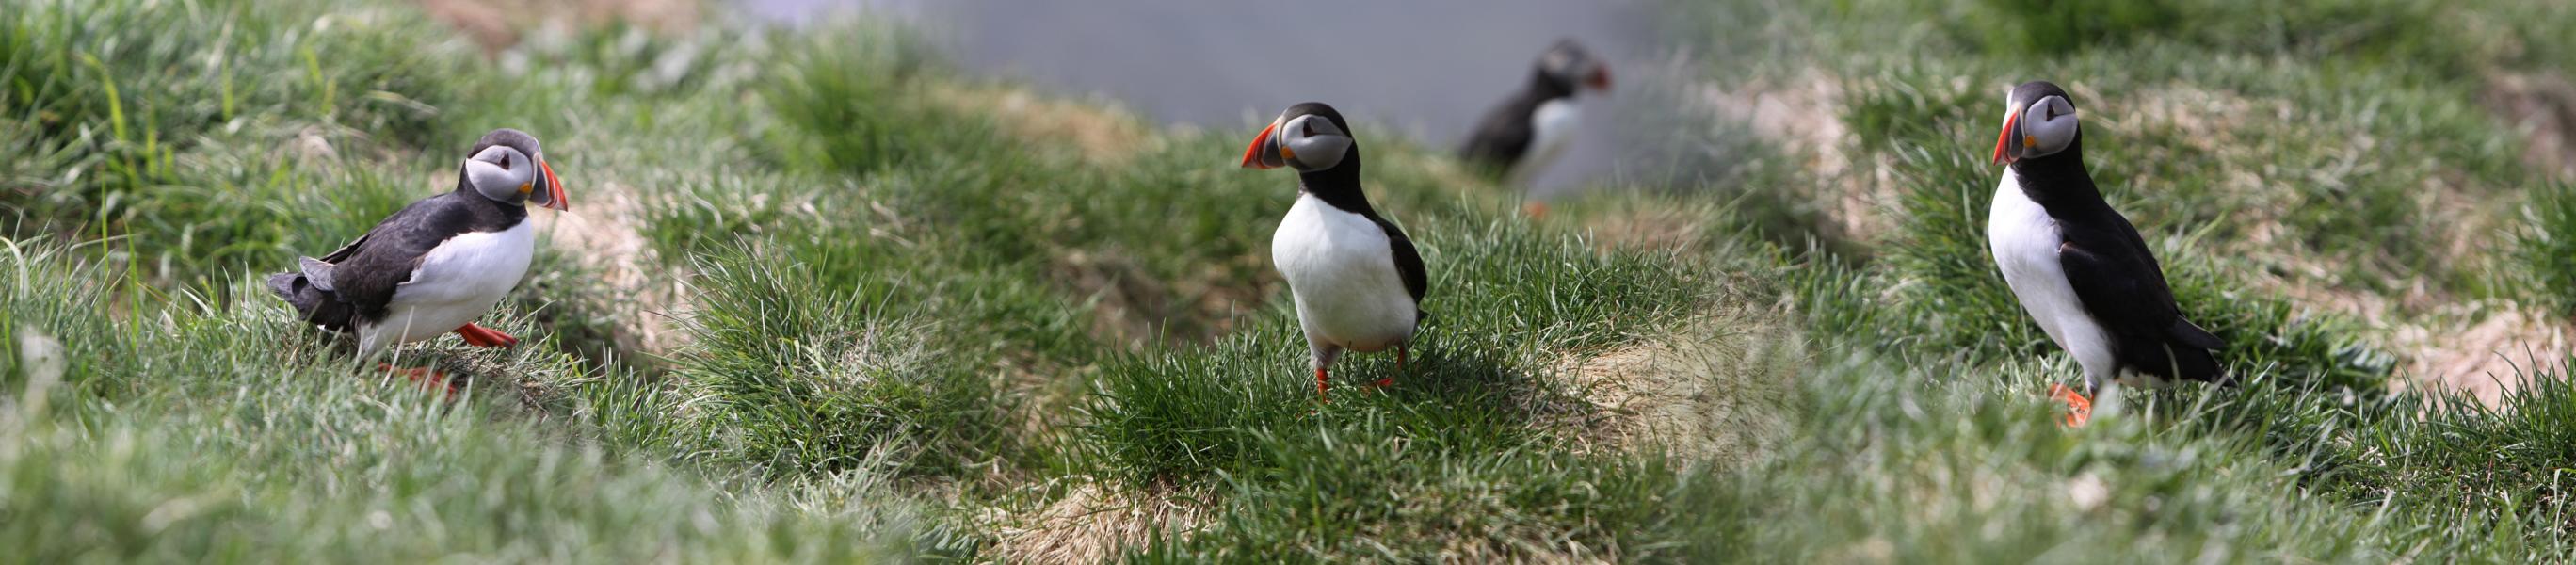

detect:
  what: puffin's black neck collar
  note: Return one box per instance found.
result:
[1296,153,1377,215]
[2008,136,2102,208]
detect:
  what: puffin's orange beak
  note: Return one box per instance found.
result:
[1587,66,1611,91]
[1991,107,2023,165]
[539,157,569,211]
[1241,120,1283,170]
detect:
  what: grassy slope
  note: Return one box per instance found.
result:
[3,0,1759,561]
[8,0,2576,562]
[1647,0,2576,561]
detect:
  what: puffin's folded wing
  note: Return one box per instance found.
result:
[2056,240,2186,340]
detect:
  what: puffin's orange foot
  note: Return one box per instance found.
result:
[453,323,518,348]
[1365,376,1394,389]
[1315,368,1330,402]
[2047,383,2093,428]
[378,363,458,396]
[1521,202,1551,218]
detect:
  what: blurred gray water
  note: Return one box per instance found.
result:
[738,0,1663,196]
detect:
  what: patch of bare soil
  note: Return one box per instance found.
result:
[419,0,700,51]
[987,481,1208,565]
[533,180,694,356]
[1550,306,1804,465]
[2487,72,2576,182]
[1699,71,1885,243]
[2395,304,2572,408]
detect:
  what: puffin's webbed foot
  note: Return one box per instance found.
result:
[2047,383,2093,428]
[453,323,518,348]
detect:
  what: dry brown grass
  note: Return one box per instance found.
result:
[1699,72,1889,244]
[2395,304,2573,407]
[986,480,1209,565]
[928,84,1156,167]
[1549,305,1804,464]
[534,183,695,355]
[1578,199,1712,253]
[2487,72,2576,182]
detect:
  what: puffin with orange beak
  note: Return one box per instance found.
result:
[1985,81,2224,426]
[269,128,568,379]
[1243,102,1429,399]
[1459,39,1612,187]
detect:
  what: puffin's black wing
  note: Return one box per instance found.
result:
[1458,93,1540,173]
[1371,215,1429,320]
[2055,210,2225,381]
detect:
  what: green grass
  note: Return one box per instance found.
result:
[9,0,2576,561]
[1659,0,2576,560]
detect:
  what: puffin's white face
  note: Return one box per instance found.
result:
[464,145,538,203]
[1241,113,1354,172]
[1274,114,1353,172]
[461,144,567,212]
[1994,90,2078,164]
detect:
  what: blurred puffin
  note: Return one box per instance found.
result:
[1243,102,1428,398]
[1459,39,1611,189]
[1987,81,2223,426]
[269,128,568,382]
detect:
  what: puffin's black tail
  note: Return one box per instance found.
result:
[2165,317,2229,385]
[266,272,354,332]
[2171,346,2229,386]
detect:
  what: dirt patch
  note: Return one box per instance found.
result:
[1550,306,1804,465]
[988,481,1208,564]
[2486,72,2576,182]
[2099,84,2282,155]
[2395,304,2572,408]
[534,181,694,356]
[419,0,700,51]
[1699,72,1884,243]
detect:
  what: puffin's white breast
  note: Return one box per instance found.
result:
[1988,170,2114,381]
[362,221,535,353]
[1271,195,1418,352]
[1511,98,1582,185]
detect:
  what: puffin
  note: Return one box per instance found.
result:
[269,128,568,377]
[1242,102,1429,398]
[1987,81,2223,426]
[1458,39,1612,188]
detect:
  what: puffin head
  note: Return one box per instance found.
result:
[1538,39,1611,95]
[1992,81,2080,165]
[460,128,569,211]
[1241,102,1359,173]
